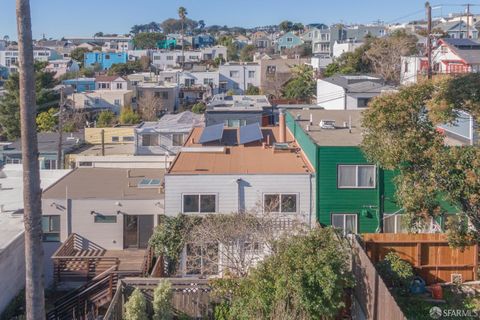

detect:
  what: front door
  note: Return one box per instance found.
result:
[124,215,154,249]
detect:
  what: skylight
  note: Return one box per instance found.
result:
[138,178,162,188]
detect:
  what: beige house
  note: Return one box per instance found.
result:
[136,82,179,118]
[71,89,133,114]
[259,57,309,98]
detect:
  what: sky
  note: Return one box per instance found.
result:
[0,0,477,40]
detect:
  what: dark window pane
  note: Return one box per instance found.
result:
[264,194,280,212]
[94,215,117,223]
[51,216,60,231]
[281,194,297,213]
[183,195,199,213]
[200,195,216,213]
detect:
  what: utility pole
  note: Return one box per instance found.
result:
[56,88,64,169]
[426,1,433,80]
[466,4,471,38]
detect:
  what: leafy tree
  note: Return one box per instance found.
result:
[160,18,198,34]
[212,227,354,319]
[281,64,316,101]
[0,62,58,140]
[107,61,144,76]
[149,214,202,275]
[36,108,57,132]
[153,280,173,320]
[362,75,480,244]
[376,252,414,295]
[94,32,104,37]
[323,41,373,78]
[245,86,260,95]
[124,288,148,320]
[69,47,90,64]
[239,44,255,62]
[133,32,165,49]
[130,22,161,35]
[198,20,206,31]
[119,106,141,124]
[216,35,239,61]
[191,102,206,114]
[226,89,235,96]
[96,110,116,127]
[279,20,293,32]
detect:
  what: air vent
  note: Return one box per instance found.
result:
[451,273,463,284]
[320,120,336,129]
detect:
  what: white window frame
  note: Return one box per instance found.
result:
[383,214,407,233]
[337,164,376,189]
[331,213,358,235]
[182,193,218,213]
[263,193,299,214]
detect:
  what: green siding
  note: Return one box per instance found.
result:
[318,147,381,233]
[286,112,318,168]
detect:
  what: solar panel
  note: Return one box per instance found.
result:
[138,178,162,188]
[239,123,263,145]
[198,123,224,144]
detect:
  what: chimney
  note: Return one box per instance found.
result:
[279,108,286,143]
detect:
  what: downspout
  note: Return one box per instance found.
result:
[309,173,313,229]
[376,166,383,233]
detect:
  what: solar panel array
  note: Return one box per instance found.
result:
[198,123,225,144]
[239,122,263,145]
[138,178,162,188]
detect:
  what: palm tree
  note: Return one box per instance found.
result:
[16,0,46,318]
[178,6,187,68]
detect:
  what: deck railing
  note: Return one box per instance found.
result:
[52,233,120,283]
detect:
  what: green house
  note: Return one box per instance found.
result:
[285,108,458,234]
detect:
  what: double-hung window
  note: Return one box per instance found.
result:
[263,194,297,213]
[383,214,408,233]
[183,194,217,213]
[332,214,357,235]
[172,133,185,146]
[42,215,60,242]
[338,165,376,188]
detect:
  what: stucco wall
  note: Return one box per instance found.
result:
[0,233,25,314]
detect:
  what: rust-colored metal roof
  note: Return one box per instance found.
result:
[168,127,313,175]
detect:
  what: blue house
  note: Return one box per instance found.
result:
[192,34,215,49]
[276,32,304,51]
[84,52,128,70]
[62,77,96,93]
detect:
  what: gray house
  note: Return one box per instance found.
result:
[205,94,272,127]
[0,131,84,169]
[135,111,204,156]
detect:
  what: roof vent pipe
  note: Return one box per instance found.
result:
[309,114,313,125]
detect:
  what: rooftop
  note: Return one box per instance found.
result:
[95,75,126,82]
[71,143,134,156]
[439,38,480,65]
[208,95,271,111]
[136,111,204,133]
[43,168,165,200]
[168,126,313,175]
[287,109,364,146]
[1,131,84,154]
[321,75,394,93]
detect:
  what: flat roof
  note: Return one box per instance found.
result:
[168,126,313,175]
[3,131,84,154]
[287,109,364,147]
[43,168,165,200]
[70,143,134,156]
[0,165,72,250]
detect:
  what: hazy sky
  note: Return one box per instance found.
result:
[0,0,476,40]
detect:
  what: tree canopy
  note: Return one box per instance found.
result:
[361,75,480,244]
[281,64,316,101]
[132,32,165,49]
[212,227,353,320]
[0,62,58,140]
[69,47,90,64]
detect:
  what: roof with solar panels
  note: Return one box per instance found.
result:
[167,121,313,175]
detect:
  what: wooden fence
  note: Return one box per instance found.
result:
[350,235,407,320]
[362,233,478,284]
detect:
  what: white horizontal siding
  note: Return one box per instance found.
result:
[165,174,315,224]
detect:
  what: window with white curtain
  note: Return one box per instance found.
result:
[383,214,408,233]
[332,214,357,234]
[338,165,376,188]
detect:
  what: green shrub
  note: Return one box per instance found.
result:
[96,110,116,127]
[376,251,414,295]
[152,279,173,320]
[124,288,148,320]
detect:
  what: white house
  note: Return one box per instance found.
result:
[151,46,227,70]
[317,75,393,109]
[71,89,133,114]
[332,41,363,59]
[219,63,261,94]
[95,75,130,91]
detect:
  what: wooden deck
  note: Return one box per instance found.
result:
[52,234,152,284]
